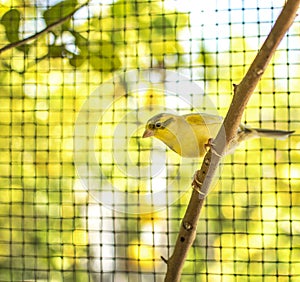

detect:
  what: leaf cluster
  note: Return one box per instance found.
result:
[0,0,189,72]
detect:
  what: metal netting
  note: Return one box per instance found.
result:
[0,0,299,281]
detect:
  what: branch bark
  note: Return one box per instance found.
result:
[164,1,299,281]
[0,2,88,55]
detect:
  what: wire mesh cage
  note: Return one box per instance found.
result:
[0,0,299,281]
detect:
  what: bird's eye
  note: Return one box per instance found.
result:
[155,122,162,128]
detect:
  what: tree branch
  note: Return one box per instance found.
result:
[164,0,299,281]
[0,2,88,55]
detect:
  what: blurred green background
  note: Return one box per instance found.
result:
[0,0,299,281]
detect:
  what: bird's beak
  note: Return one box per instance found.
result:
[142,129,154,138]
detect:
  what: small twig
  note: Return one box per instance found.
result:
[0,2,89,55]
[164,1,299,281]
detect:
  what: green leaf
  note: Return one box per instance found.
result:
[69,54,85,67]
[1,9,20,43]
[48,45,69,58]
[152,15,173,36]
[0,9,30,53]
[89,40,121,72]
[90,55,121,72]
[68,34,121,71]
[43,0,78,28]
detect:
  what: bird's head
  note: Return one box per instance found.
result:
[142,113,176,139]
[142,113,202,157]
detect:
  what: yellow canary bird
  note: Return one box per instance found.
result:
[142,113,294,158]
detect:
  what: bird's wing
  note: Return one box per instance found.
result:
[183,113,223,125]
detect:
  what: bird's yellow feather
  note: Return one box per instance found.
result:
[183,113,222,125]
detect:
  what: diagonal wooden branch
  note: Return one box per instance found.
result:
[164,0,299,281]
[0,2,89,55]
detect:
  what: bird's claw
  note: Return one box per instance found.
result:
[192,171,206,198]
[205,138,222,157]
[204,138,214,151]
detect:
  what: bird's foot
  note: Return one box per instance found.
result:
[204,138,222,157]
[192,171,206,198]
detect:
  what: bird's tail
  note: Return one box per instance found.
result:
[225,126,294,155]
[238,125,294,142]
